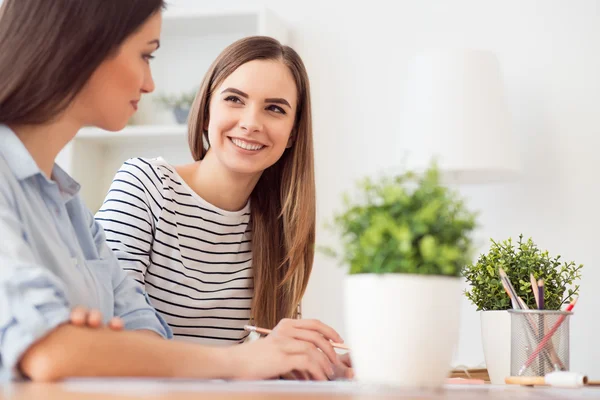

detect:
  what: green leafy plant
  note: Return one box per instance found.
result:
[462,234,583,311]
[321,162,478,276]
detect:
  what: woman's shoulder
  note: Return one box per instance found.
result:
[116,157,181,190]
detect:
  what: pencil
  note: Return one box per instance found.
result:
[244,325,351,351]
[537,279,544,310]
[499,268,519,303]
[518,297,578,375]
[500,270,562,370]
[530,273,540,309]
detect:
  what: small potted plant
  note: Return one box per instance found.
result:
[322,162,478,388]
[155,89,197,124]
[462,235,582,384]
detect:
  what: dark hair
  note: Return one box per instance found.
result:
[0,0,166,125]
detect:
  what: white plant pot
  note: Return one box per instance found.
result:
[344,274,462,388]
[480,310,511,385]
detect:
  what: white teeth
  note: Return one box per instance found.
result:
[231,138,264,151]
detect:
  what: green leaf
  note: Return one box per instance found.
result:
[317,159,478,278]
[461,234,583,310]
[419,235,437,262]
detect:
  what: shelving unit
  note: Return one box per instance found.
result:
[75,125,187,143]
[57,6,289,212]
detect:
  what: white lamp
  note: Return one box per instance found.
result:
[397,49,520,183]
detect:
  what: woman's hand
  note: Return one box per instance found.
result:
[271,318,352,380]
[282,352,354,381]
[69,306,124,330]
[333,353,354,380]
[230,318,352,381]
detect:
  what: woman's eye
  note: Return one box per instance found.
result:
[267,105,286,114]
[225,95,243,104]
[142,54,155,63]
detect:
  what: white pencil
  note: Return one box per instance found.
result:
[244,325,351,351]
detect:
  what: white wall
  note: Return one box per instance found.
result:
[172,0,600,376]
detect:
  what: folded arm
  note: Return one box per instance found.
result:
[19,325,233,382]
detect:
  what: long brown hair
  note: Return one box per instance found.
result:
[0,0,166,125]
[188,36,316,329]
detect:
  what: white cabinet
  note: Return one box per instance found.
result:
[57,6,289,212]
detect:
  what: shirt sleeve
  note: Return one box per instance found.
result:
[0,188,71,381]
[94,159,160,288]
[87,209,172,340]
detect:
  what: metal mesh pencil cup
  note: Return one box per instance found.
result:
[509,310,572,377]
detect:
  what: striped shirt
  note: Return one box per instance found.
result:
[95,157,253,345]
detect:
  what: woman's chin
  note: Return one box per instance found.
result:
[97,117,129,132]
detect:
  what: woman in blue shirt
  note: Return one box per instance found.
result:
[0,0,343,382]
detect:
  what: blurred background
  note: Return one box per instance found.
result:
[50,0,599,378]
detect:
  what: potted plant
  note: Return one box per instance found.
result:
[322,162,478,388]
[462,235,582,384]
[155,89,197,124]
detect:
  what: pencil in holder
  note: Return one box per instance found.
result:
[509,309,572,377]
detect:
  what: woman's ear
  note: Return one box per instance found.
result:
[286,130,296,149]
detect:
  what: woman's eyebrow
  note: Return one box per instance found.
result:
[265,97,291,108]
[221,88,291,109]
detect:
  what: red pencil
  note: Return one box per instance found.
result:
[518,298,578,376]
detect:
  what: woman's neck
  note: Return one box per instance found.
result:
[177,150,262,212]
[9,116,81,178]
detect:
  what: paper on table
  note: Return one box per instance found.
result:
[62,378,432,397]
[63,378,355,392]
[63,378,600,399]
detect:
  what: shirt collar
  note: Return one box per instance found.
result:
[0,124,81,199]
[0,124,40,180]
[51,163,81,199]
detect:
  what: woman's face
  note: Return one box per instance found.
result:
[206,59,298,177]
[73,12,162,131]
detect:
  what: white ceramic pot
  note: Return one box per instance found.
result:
[344,274,462,388]
[480,310,511,384]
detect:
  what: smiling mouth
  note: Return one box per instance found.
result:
[229,137,265,151]
[131,101,139,111]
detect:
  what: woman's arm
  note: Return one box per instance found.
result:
[94,158,159,287]
[90,159,173,335]
[0,185,169,380]
[19,325,234,382]
[87,206,172,337]
[20,322,338,382]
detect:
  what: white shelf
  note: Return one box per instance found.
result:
[162,10,258,38]
[163,5,265,19]
[163,7,264,21]
[161,6,289,44]
[75,125,187,143]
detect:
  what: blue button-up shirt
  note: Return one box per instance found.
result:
[0,125,172,381]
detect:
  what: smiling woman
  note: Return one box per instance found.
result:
[95,36,353,380]
[205,59,297,177]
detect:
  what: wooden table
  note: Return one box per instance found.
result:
[3,380,599,400]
